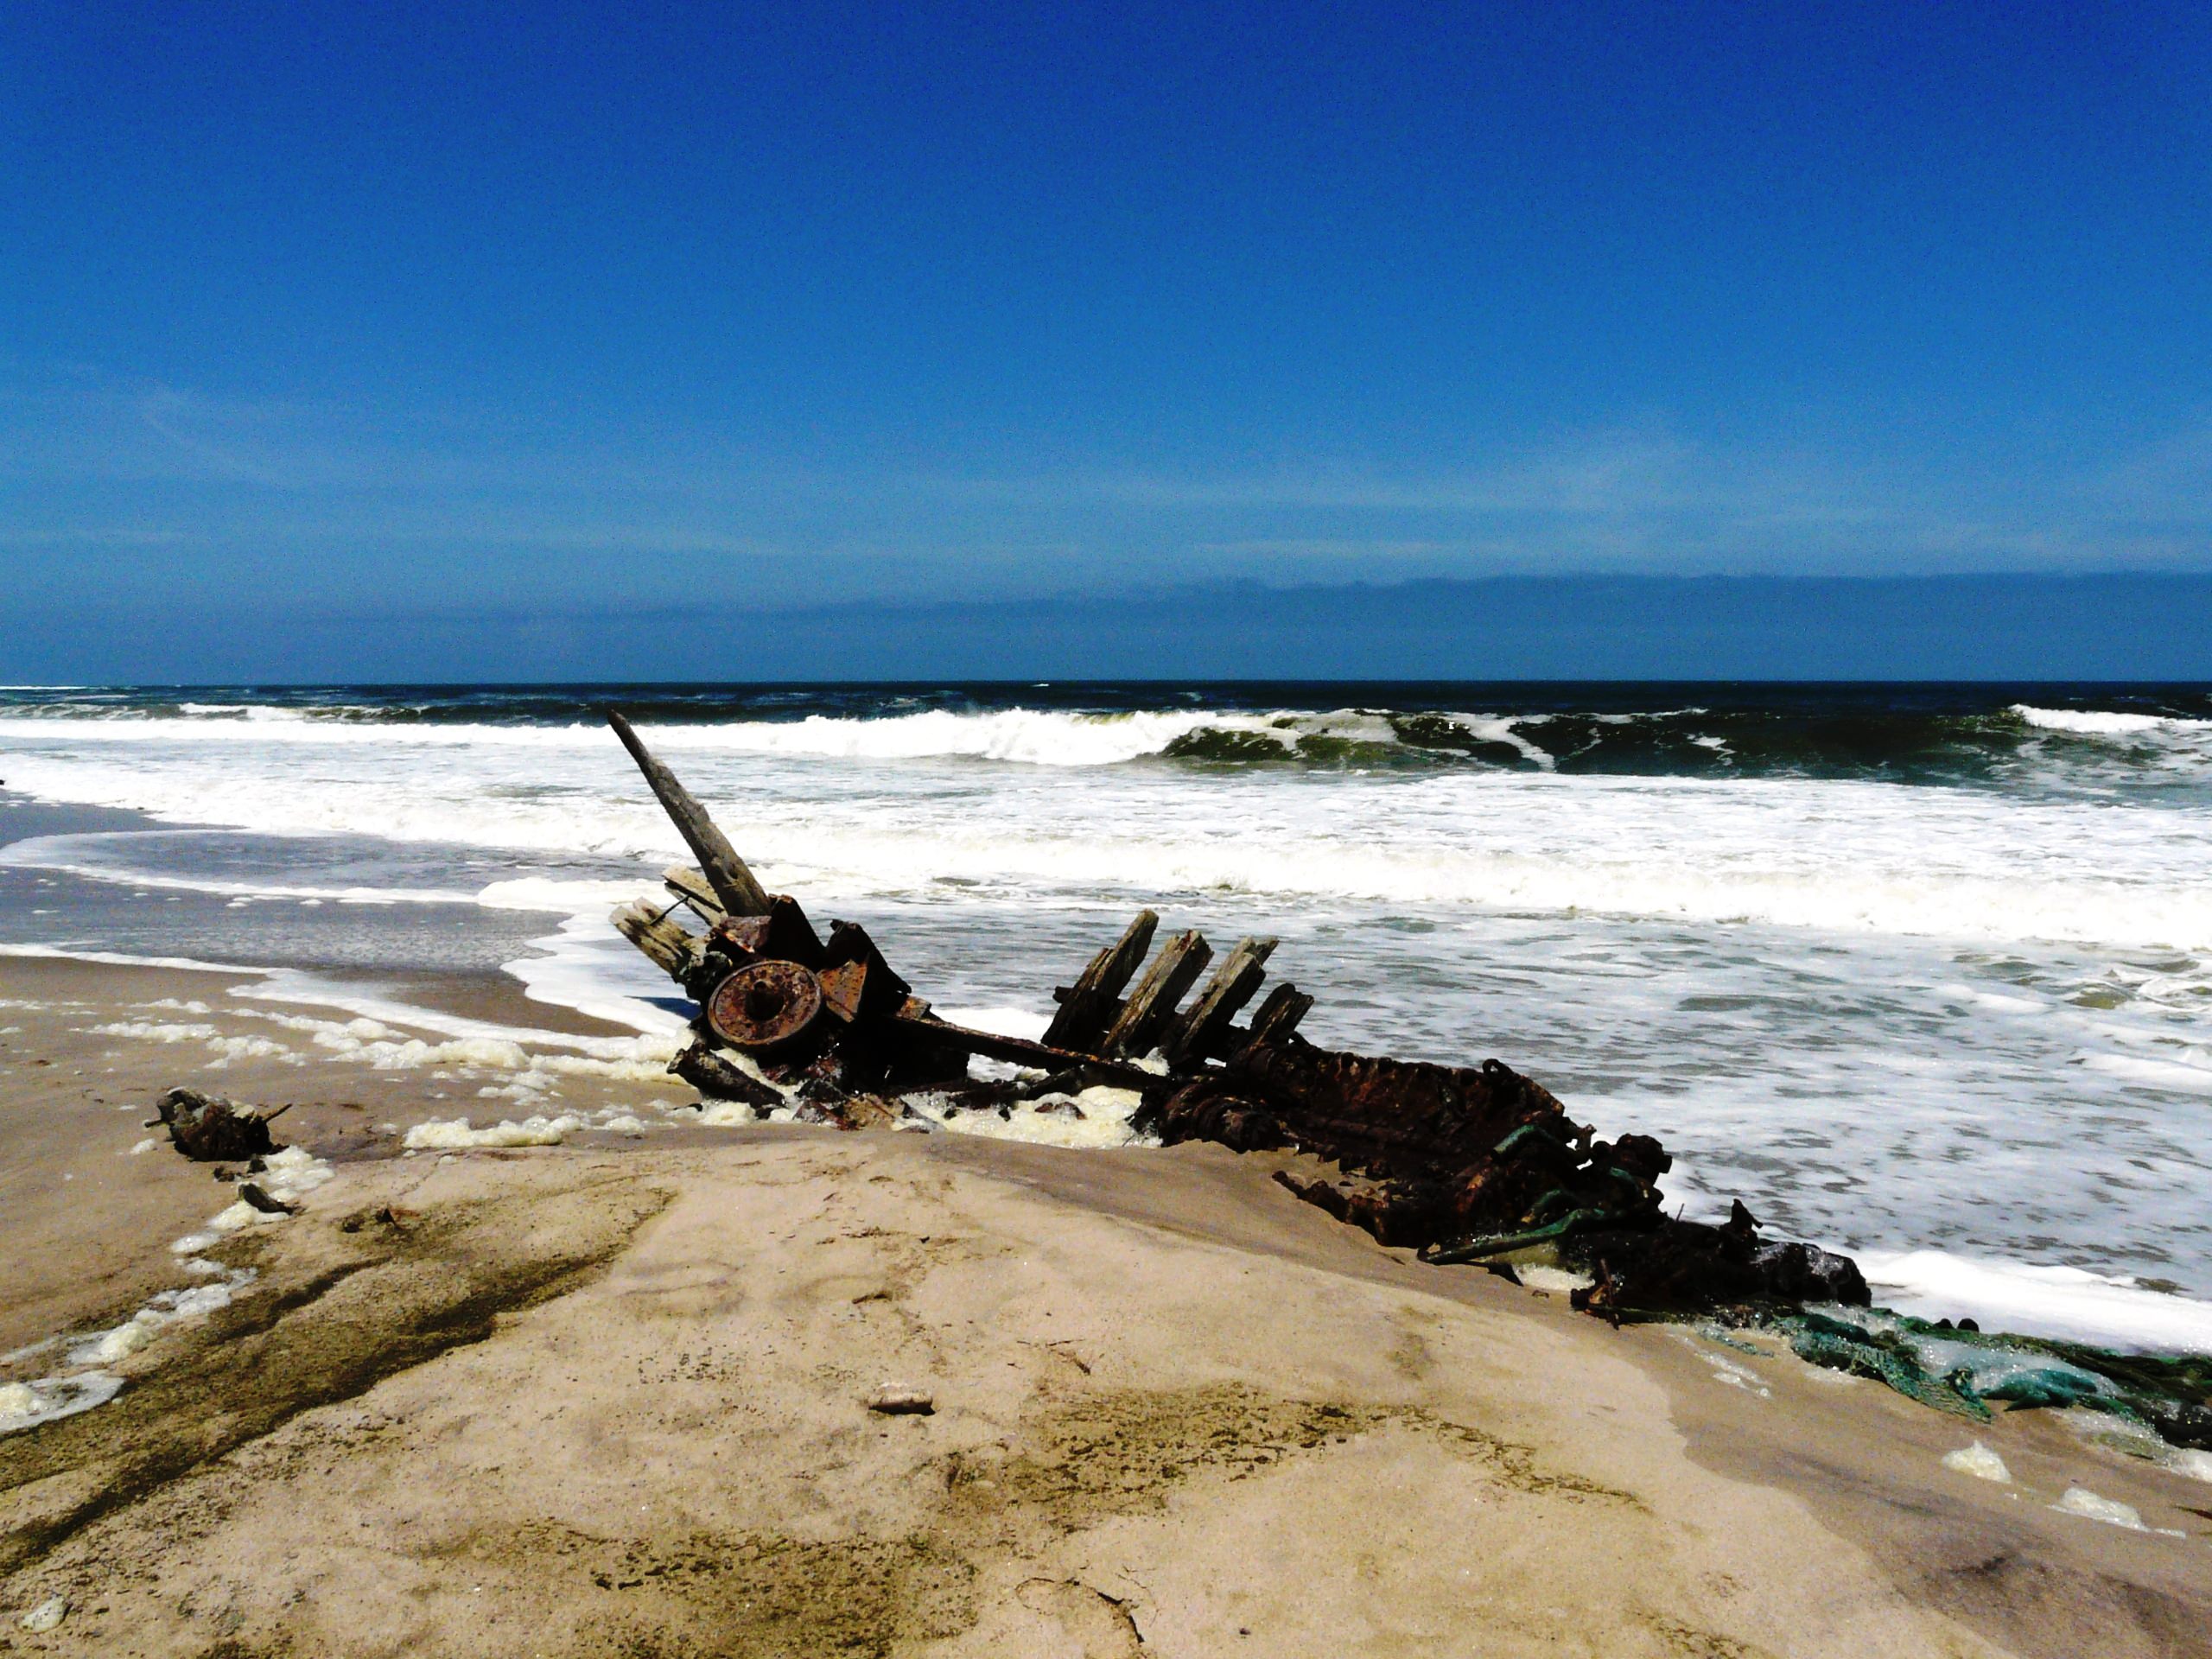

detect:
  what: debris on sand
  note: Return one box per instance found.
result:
[1785,1305,2212,1448]
[148,1087,289,1162]
[237,1182,300,1217]
[602,709,1866,1325]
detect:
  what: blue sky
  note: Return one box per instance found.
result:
[4,2,2210,636]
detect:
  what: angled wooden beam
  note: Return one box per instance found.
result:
[1159,936,1276,1068]
[1102,930,1211,1059]
[661,864,728,925]
[887,1010,1160,1090]
[607,709,772,917]
[1228,982,1314,1059]
[1041,910,1160,1050]
[612,899,706,982]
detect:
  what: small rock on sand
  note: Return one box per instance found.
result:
[867,1386,934,1415]
[20,1595,68,1632]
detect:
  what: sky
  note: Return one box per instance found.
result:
[3,2,2212,671]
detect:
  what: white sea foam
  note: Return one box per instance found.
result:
[87,1019,219,1043]
[0,708,1249,763]
[2,1148,334,1435]
[403,1113,584,1148]
[2014,705,2212,736]
[0,1372,124,1436]
[1673,1333,1772,1398]
[9,709,2212,953]
[933,1005,1052,1042]
[1858,1252,2212,1354]
[2074,1051,2212,1095]
[899,1084,1150,1149]
[1942,1442,2012,1483]
[67,1275,251,1367]
[2051,1487,2177,1534]
[476,883,693,1035]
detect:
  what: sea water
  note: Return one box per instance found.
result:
[2,682,2209,1348]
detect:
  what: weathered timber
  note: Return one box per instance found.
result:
[237,1181,298,1216]
[1232,982,1314,1058]
[613,899,705,981]
[670,1044,784,1107]
[1101,930,1211,1058]
[151,1087,286,1162]
[714,894,829,970]
[820,1093,903,1133]
[1041,909,1158,1050]
[888,1010,1161,1091]
[607,709,772,917]
[1153,1032,1868,1313]
[662,865,727,925]
[1159,936,1275,1068]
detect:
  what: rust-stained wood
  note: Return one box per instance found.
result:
[661,865,727,925]
[1159,936,1276,1068]
[1041,909,1159,1050]
[1101,930,1211,1058]
[612,899,704,981]
[887,1010,1160,1090]
[607,709,772,917]
[669,1043,784,1107]
[1231,982,1314,1058]
[713,893,828,969]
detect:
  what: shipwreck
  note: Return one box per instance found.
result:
[603,709,1868,1324]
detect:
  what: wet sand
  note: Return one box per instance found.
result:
[3,956,2209,1656]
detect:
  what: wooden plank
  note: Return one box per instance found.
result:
[1101,930,1211,1058]
[1159,936,1276,1068]
[1228,982,1313,1059]
[607,709,772,917]
[887,1010,1160,1091]
[1040,910,1159,1050]
[662,865,727,925]
[669,1042,783,1106]
[612,899,703,982]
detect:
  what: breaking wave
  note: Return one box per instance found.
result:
[3,690,2211,792]
[8,681,2212,1331]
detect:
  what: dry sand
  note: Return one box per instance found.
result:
[3,957,2208,1657]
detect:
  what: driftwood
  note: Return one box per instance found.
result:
[604,711,1869,1320]
[237,1181,299,1216]
[607,710,772,918]
[150,1088,288,1162]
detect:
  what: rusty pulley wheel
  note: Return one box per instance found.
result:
[706,960,825,1054]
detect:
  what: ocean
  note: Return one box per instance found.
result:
[3,681,2209,1347]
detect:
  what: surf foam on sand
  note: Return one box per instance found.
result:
[1858,1251,2212,1355]
[2,1141,334,1435]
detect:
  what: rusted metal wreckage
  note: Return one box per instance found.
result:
[607,711,1868,1322]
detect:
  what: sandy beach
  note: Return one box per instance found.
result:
[3,955,2207,1657]
[15,0,2212,1647]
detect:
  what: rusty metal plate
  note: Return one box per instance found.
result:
[706,959,825,1053]
[817,958,868,1023]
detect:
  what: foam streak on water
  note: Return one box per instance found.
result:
[3,682,2209,1346]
